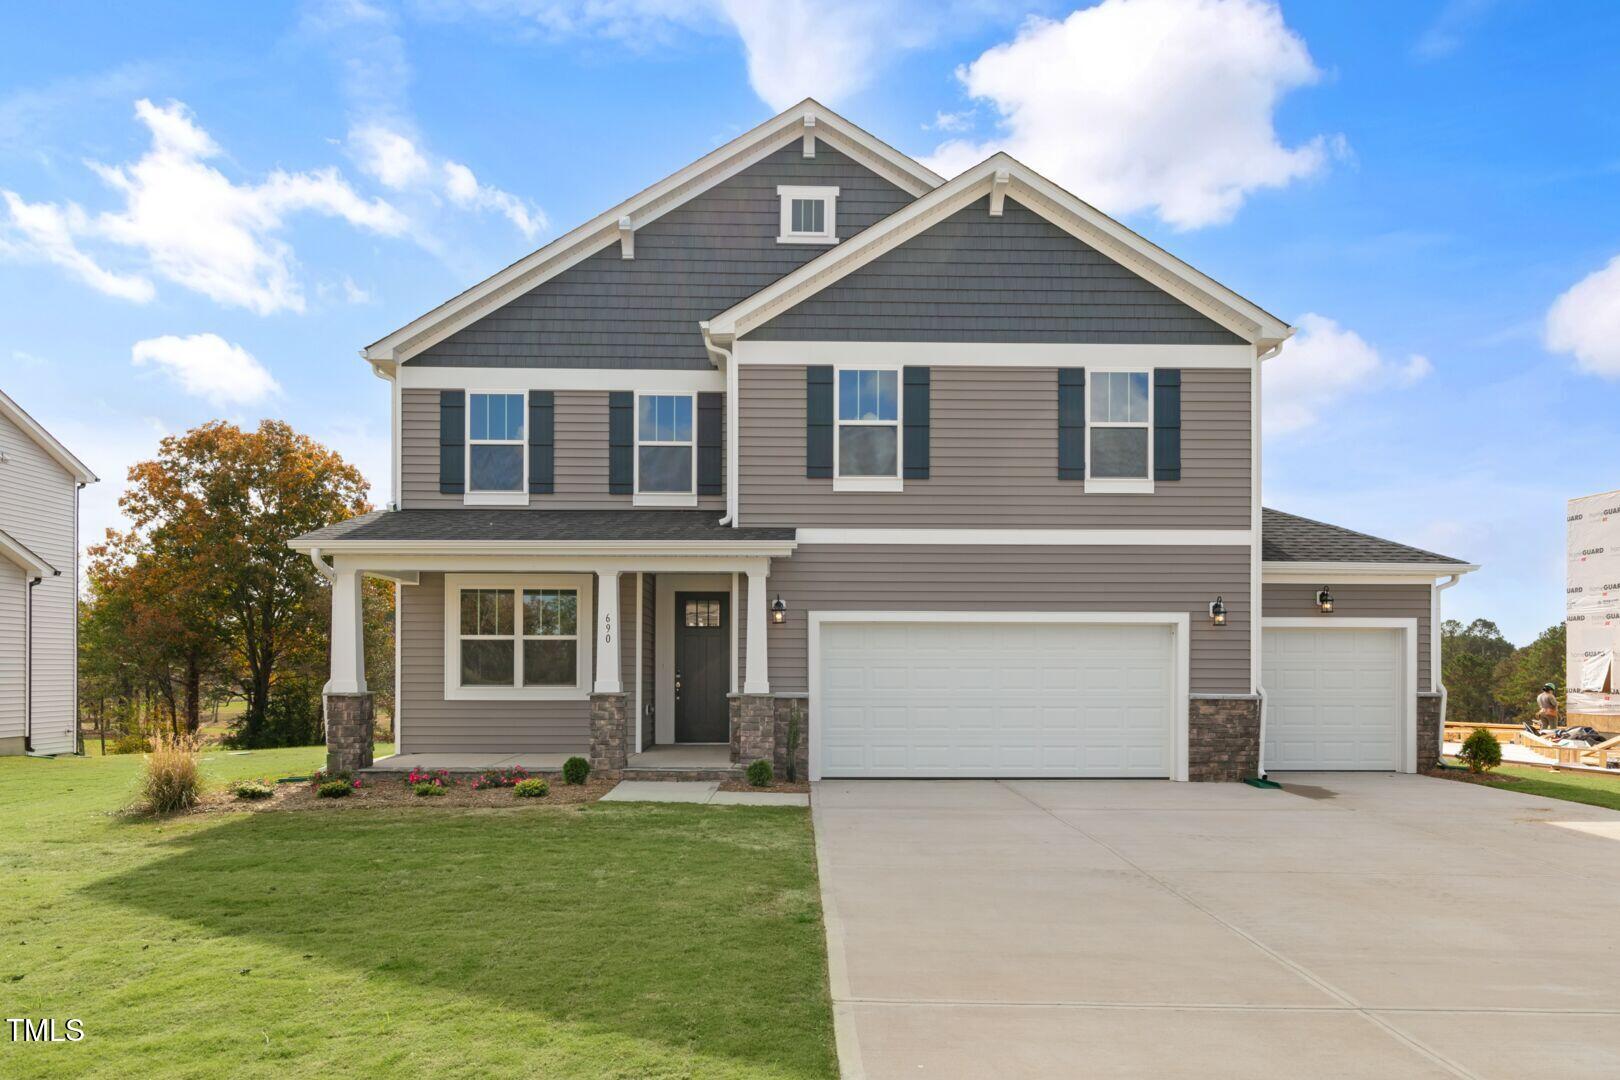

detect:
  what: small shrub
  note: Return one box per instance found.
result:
[472,766,529,790]
[141,734,202,814]
[413,781,447,797]
[513,778,550,798]
[746,759,774,787]
[110,731,154,755]
[232,780,275,801]
[310,768,352,788]
[316,780,352,799]
[1459,727,1503,774]
[561,756,590,785]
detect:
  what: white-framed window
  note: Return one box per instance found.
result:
[777,185,839,244]
[634,392,696,506]
[1087,370,1153,493]
[443,574,594,700]
[466,391,527,505]
[834,366,902,492]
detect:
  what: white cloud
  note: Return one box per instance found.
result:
[1546,254,1620,378]
[350,123,431,188]
[1413,0,1498,60]
[926,109,975,133]
[131,333,281,406]
[924,0,1336,230]
[1,99,406,314]
[345,124,547,240]
[441,159,545,238]
[1264,313,1432,436]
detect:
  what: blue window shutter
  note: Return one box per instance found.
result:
[1057,369,1085,481]
[439,390,465,495]
[902,366,930,479]
[528,391,554,494]
[806,366,833,479]
[1154,369,1181,481]
[697,392,723,495]
[608,391,633,494]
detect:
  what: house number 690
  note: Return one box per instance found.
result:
[603,613,612,644]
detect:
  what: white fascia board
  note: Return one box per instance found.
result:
[796,528,1252,546]
[293,538,797,559]
[0,388,97,484]
[329,553,776,576]
[1263,562,1480,582]
[395,366,726,392]
[709,153,1294,348]
[734,341,1255,369]
[0,529,54,575]
[365,100,941,367]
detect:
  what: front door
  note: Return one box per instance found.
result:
[675,592,730,743]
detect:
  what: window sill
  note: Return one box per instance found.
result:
[1083,478,1155,494]
[633,492,698,507]
[833,476,903,493]
[776,234,838,245]
[463,492,529,507]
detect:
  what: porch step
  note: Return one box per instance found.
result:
[617,766,742,783]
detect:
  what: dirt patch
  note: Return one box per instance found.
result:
[717,779,811,794]
[194,777,615,814]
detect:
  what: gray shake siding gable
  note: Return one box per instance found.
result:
[747,196,1244,344]
[410,145,916,370]
[738,365,1251,529]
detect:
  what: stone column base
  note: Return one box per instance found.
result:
[730,694,775,766]
[1188,695,1261,782]
[772,696,810,782]
[1417,693,1442,771]
[324,692,375,774]
[589,693,630,773]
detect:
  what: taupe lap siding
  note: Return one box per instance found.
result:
[410,145,915,369]
[398,572,603,754]
[1263,583,1433,688]
[401,388,723,511]
[767,545,1250,695]
[738,365,1250,528]
[748,196,1244,344]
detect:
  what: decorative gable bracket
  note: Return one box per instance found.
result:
[618,216,635,259]
[989,169,1010,217]
[803,114,817,158]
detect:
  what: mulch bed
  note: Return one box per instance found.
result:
[1423,767,1519,787]
[195,777,616,814]
[716,778,811,794]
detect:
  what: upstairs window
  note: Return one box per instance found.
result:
[777,185,838,244]
[1088,371,1150,482]
[635,393,695,502]
[835,368,899,487]
[468,392,525,495]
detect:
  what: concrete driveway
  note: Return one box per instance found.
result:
[812,774,1620,1079]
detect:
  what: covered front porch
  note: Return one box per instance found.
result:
[294,509,799,778]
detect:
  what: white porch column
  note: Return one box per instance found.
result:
[594,568,623,693]
[324,566,367,695]
[744,567,770,694]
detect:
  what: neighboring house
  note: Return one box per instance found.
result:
[0,389,96,756]
[292,101,1476,782]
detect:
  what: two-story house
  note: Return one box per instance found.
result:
[0,388,95,756]
[292,101,1476,783]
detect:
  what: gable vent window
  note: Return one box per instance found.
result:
[777,185,838,244]
[1087,371,1153,492]
[466,391,527,503]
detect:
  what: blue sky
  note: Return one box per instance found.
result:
[2,0,1617,644]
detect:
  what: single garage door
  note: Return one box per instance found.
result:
[818,619,1176,778]
[1263,627,1404,770]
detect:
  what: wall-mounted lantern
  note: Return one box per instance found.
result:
[1316,587,1335,614]
[1209,596,1227,626]
[770,594,787,625]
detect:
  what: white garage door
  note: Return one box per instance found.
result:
[1263,628,1404,771]
[817,620,1176,778]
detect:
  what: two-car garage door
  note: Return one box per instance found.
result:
[818,620,1176,778]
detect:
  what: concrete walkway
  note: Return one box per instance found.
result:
[600,780,807,806]
[812,774,1620,1079]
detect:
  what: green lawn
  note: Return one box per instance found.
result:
[0,748,836,1078]
[1439,757,1620,812]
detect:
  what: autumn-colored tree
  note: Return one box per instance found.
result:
[116,420,371,746]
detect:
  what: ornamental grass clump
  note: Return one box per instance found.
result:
[513,778,550,798]
[1458,727,1503,774]
[140,733,202,814]
[562,756,590,785]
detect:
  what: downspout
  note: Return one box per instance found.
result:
[308,547,338,582]
[1433,573,1462,763]
[700,322,738,527]
[1250,340,1285,784]
[23,574,39,752]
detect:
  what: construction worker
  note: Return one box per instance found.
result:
[1536,682,1559,727]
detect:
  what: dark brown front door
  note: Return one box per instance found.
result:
[675,592,730,743]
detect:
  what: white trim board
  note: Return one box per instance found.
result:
[708,153,1292,348]
[0,387,97,484]
[396,367,726,392]
[1263,562,1478,582]
[795,529,1252,546]
[806,609,1192,783]
[733,341,1255,369]
[365,100,941,370]
[1261,617,1420,774]
[0,529,54,575]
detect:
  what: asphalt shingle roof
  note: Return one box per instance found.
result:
[1261,508,1468,565]
[293,509,793,545]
